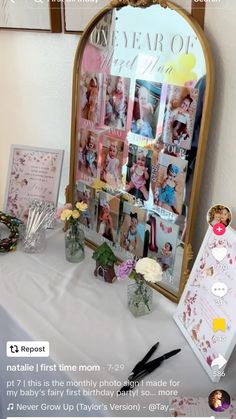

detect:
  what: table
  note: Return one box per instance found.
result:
[0,226,235,417]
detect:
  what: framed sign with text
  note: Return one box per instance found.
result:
[174,226,236,382]
[4,145,64,221]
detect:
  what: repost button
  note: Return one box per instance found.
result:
[7,341,49,357]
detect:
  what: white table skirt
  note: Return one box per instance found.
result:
[0,226,235,417]
[0,306,101,418]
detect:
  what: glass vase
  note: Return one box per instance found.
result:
[65,223,85,263]
[127,278,153,317]
[22,227,46,254]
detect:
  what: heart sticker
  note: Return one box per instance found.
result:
[211,247,227,262]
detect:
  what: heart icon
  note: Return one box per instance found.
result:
[211,247,227,262]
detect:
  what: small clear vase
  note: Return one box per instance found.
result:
[127,278,153,317]
[22,228,46,254]
[65,223,85,263]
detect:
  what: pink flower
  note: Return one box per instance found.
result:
[117,259,135,280]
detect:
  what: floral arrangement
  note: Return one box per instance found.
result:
[117,257,162,284]
[117,257,162,316]
[55,202,87,224]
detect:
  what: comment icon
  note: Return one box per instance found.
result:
[211,282,228,298]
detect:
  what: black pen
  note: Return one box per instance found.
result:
[118,348,181,394]
[128,342,159,380]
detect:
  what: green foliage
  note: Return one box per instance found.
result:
[92,242,116,267]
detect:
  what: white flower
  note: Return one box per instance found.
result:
[135,257,162,283]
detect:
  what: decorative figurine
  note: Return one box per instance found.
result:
[92,242,117,283]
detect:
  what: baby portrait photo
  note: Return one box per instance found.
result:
[147,213,179,274]
[155,153,187,215]
[119,202,147,258]
[162,84,199,150]
[80,72,103,126]
[126,144,153,201]
[104,75,131,131]
[100,135,124,189]
[76,182,95,230]
[78,129,99,181]
[96,191,120,244]
[131,79,161,139]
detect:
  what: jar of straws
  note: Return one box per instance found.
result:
[22,201,55,253]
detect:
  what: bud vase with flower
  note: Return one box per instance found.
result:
[117,258,162,317]
[56,202,87,263]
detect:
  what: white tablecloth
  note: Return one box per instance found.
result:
[0,226,235,417]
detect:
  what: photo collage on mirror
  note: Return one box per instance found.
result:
[104,75,131,133]
[76,182,96,230]
[80,72,104,128]
[100,136,124,189]
[131,79,162,140]
[119,202,147,258]
[162,85,199,152]
[77,129,99,184]
[96,191,120,245]
[154,153,187,217]
[126,144,153,202]
[77,66,200,267]
[147,213,179,275]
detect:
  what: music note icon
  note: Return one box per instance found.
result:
[7,403,14,411]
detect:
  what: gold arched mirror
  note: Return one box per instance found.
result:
[68,0,213,302]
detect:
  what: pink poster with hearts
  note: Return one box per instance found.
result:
[174,226,236,383]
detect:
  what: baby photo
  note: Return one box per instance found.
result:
[104,75,131,131]
[131,79,161,139]
[162,85,199,150]
[147,213,179,273]
[119,202,147,258]
[80,72,103,126]
[126,144,153,201]
[100,136,124,189]
[96,191,120,244]
[78,129,99,180]
[155,153,187,216]
[76,182,95,230]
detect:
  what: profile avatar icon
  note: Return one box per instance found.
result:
[207,204,232,229]
[208,389,231,412]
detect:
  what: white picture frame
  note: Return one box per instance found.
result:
[174,226,236,382]
[4,145,64,221]
[0,0,61,32]
[63,0,109,32]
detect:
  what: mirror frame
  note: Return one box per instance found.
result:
[67,0,214,303]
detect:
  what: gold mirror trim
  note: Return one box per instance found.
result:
[67,0,214,303]
[110,0,168,8]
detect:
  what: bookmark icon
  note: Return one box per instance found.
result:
[213,318,226,333]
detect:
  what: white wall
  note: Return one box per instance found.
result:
[0,1,235,252]
[0,31,79,205]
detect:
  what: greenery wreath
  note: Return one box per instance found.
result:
[0,212,20,253]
